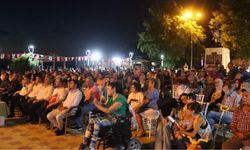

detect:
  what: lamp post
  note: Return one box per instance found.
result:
[129,52,134,69]
[86,49,91,67]
[28,45,35,53]
[92,51,101,69]
[160,54,165,67]
[182,10,202,69]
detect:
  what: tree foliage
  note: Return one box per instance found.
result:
[209,0,250,58]
[137,0,206,67]
[10,53,39,74]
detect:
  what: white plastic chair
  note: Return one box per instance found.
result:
[172,85,179,99]
[195,94,209,116]
[142,110,160,138]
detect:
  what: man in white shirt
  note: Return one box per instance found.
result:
[8,74,33,118]
[21,75,43,120]
[47,79,82,136]
[37,76,67,124]
[29,76,54,124]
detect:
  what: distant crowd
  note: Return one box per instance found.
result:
[0,61,249,149]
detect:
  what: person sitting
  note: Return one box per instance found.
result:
[207,82,241,129]
[36,76,67,125]
[8,74,33,118]
[47,79,82,136]
[82,76,100,114]
[202,75,214,102]
[134,78,159,137]
[79,82,128,149]
[222,88,250,149]
[208,78,225,111]
[177,93,194,121]
[21,75,43,121]
[28,75,54,124]
[127,82,144,106]
[127,83,144,129]
[96,72,106,96]
[175,102,213,149]
[0,71,10,105]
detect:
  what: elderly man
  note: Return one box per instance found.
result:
[207,82,241,129]
[222,83,250,149]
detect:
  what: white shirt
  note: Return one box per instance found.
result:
[28,83,43,98]
[36,84,54,101]
[50,87,68,103]
[63,89,82,109]
[128,92,144,108]
[222,91,241,118]
[19,83,33,96]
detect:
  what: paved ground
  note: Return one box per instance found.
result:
[0,118,155,149]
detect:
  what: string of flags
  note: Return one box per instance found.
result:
[0,53,88,62]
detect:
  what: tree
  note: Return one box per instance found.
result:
[10,53,39,75]
[209,0,250,58]
[137,0,206,67]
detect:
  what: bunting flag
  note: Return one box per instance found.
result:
[1,54,4,59]
[56,57,60,62]
[0,53,92,62]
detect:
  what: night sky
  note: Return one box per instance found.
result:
[0,0,217,58]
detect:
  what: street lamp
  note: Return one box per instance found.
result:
[86,49,91,67]
[182,10,202,69]
[112,57,122,66]
[28,45,35,53]
[160,54,165,67]
[91,51,102,69]
[129,52,134,69]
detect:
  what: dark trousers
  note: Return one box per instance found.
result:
[29,100,45,122]
[36,102,58,124]
[21,98,32,117]
[9,94,25,116]
[0,93,10,106]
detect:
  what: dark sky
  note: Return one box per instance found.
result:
[0,0,218,57]
[0,0,151,57]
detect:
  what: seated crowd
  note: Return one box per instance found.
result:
[0,61,249,149]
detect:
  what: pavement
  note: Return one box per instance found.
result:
[0,118,155,149]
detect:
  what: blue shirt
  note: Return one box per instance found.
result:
[144,88,159,110]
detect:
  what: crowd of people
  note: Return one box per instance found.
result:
[0,61,249,149]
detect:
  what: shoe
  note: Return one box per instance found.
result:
[7,114,15,118]
[30,120,38,124]
[54,128,60,133]
[55,129,65,136]
[79,143,88,150]
[137,130,145,137]
[25,118,32,122]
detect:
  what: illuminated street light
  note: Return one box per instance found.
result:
[28,45,35,53]
[181,10,202,69]
[196,12,202,19]
[129,52,134,69]
[160,54,165,67]
[86,49,91,67]
[92,51,101,61]
[112,57,122,66]
[182,11,192,20]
